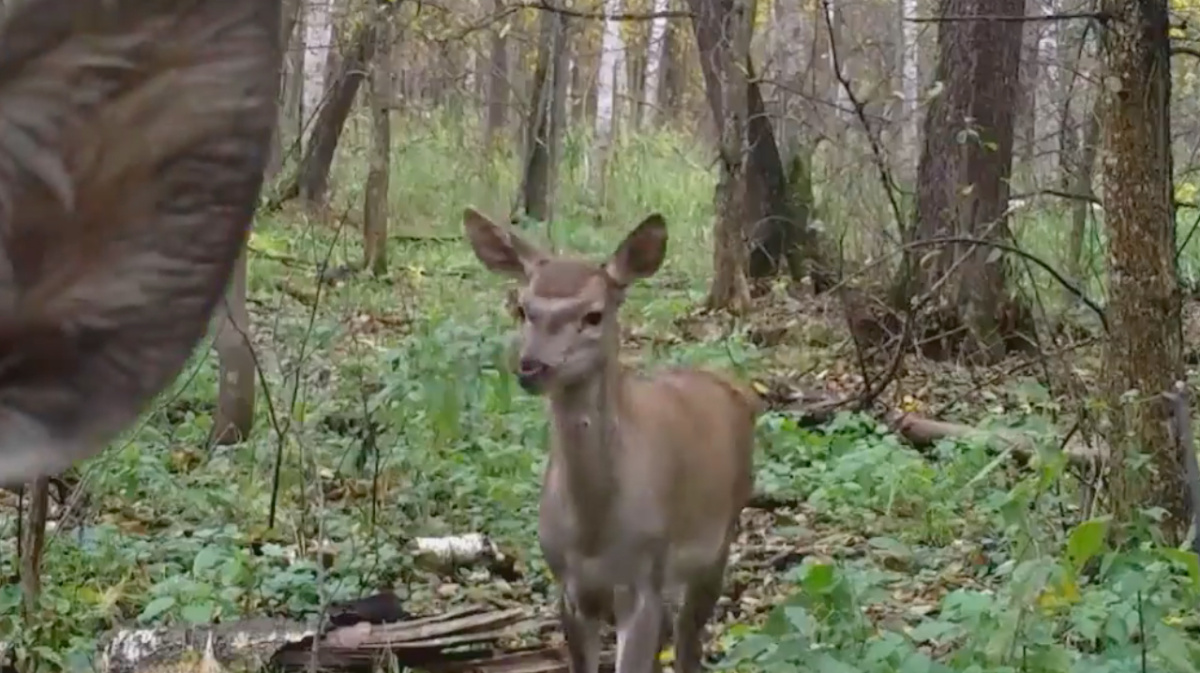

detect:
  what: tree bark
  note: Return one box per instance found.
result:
[483,0,510,151]
[301,0,335,151]
[642,0,671,126]
[521,2,570,223]
[897,0,1028,362]
[688,0,813,282]
[211,249,256,446]
[20,478,48,620]
[591,0,627,210]
[898,0,920,180]
[698,0,752,313]
[364,10,393,277]
[1065,102,1100,291]
[1099,0,1185,538]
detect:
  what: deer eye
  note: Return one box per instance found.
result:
[582,311,604,328]
[513,305,527,322]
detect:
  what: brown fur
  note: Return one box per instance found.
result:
[0,0,282,484]
[463,207,758,673]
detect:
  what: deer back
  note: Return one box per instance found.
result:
[0,0,282,485]
[615,367,758,563]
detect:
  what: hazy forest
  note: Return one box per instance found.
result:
[12,0,1200,670]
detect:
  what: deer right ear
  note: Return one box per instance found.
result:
[463,208,546,279]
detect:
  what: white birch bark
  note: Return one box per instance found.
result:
[899,0,920,175]
[591,0,626,196]
[1034,0,1060,182]
[825,0,850,118]
[642,0,670,126]
[301,0,334,151]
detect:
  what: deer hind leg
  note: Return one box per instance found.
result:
[672,558,728,673]
[561,588,605,673]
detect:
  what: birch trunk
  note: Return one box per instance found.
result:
[825,0,849,118]
[591,0,627,204]
[642,0,670,126]
[1033,0,1060,183]
[301,0,334,150]
[899,0,920,178]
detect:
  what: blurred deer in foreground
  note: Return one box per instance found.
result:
[0,0,282,487]
[463,208,760,673]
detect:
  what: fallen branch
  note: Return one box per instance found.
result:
[884,411,1104,466]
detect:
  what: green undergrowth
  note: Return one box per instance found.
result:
[4,111,1200,672]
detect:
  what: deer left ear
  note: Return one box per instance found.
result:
[605,214,667,287]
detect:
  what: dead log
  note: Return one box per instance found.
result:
[99,617,315,673]
[885,411,1104,465]
[413,533,520,581]
[272,605,548,670]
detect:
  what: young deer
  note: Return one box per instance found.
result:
[0,0,281,485]
[463,208,759,673]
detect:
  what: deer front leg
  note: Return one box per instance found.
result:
[614,584,666,673]
[561,588,603,673]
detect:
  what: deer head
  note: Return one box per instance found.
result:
[462,207,667,394]
[0,0,282,485]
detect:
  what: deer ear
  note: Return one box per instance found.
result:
[606,214,667,286]
[0,0,281,484]
[463,207,547,279]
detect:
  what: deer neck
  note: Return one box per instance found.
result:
[546,352,623,519]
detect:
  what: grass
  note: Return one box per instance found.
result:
[6,110,1200,672]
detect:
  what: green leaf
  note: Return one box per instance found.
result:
[138,596,176,623]
[801,563,836,594]
[813,652,862,673]
[192,546,224,575]
[1160,548,1200,590]
[908,619,958,644]
[1155,624,1200,673]
[1067,517,1110,570]
[180,600,215,625]
[783,605,813,633]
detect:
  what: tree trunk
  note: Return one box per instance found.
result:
[898,0,920,181]
[642,0,671,126]
[297,9,382,209]
[20,478,48,620]
[270,0,303,178]
[211,249,256,446]
[364,11,394,277]
[521,3,570,223]
[1032,0,1060,183]
[825,0,850,117]
[301,0,334,151]
[898,0,1027,362]
[700,0,752,313]
[689,0,812,282]
[281,0,305,158]
[591,0,627,211]
[484,0,510,151]
[770,0,803,164]
[1099,0,1185,538]
[1065,101,1100,292]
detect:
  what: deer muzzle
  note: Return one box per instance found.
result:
[516,356,550,394]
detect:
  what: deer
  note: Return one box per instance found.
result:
[0,0,282,487]
[463,208,760,673]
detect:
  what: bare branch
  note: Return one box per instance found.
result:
[906,236,1108,331]
[907,11,1108,23]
